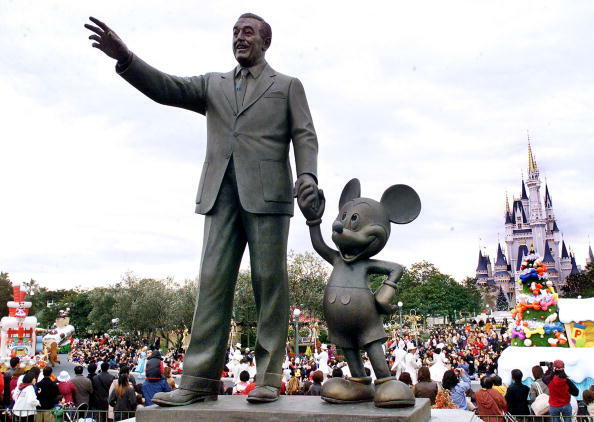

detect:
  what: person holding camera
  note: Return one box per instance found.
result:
[543,360,578,421]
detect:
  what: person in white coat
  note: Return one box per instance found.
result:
[403,343,422,384]
[428,348,450,383]
[12,372,39,422]
[391,343,407,379]
[315,344,329,377]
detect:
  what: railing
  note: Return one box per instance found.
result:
[470,414,593,421]
[1,408,136,422]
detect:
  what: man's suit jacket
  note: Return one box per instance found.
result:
[117,55,318,216]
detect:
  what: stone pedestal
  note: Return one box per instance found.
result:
[137,396,431,422]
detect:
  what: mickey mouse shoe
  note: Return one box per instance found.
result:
[373,377,416,408]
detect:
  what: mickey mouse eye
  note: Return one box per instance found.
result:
[342,212,347,220]
[351,213,359,223]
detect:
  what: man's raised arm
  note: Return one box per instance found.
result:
[85,17,207,115]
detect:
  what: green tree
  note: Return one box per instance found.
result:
[0,272,13,317]
[88,287,118,334]
[562,262,594,298]
[495,287,509,311]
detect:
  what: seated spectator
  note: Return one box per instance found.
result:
[442,368,471,410]
[331,367,343,379]
[306,371,323,396]
[413,367,438,405]
[232,371,251,395]
[163,367,176,391]
[475,376,507,422]
[505,369,530,417]
[286,373,301,395]
[399,372,413,387]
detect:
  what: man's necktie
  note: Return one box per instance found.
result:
[236,68,249,108]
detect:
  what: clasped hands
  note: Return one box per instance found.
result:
[295,174,324,223]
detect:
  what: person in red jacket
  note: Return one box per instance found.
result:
[545,360,578,422]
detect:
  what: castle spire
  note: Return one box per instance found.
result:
[528,137,538,177]
[561,240,569,259]
[545,183,553,208]
[521,178,528,200]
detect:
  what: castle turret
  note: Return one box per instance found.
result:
[525,141,546,255]
[559,240,572,283]
[587,244,593,266]
[570,252,580,275]
[476,250,489,286]
[543,240,559,283]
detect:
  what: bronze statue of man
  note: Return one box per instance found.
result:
[85,13,319,404]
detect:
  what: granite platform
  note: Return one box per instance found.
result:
[137,396,432,422]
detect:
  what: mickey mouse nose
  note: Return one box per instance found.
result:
[332,220,343,234]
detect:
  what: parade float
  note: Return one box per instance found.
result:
[42,310,75,366]
[498,251,594,395]
[0,282,39,368]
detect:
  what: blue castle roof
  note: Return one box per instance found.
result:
[512,200,528,224]
[561,241,569,259]
[543,240,556,264]
[476,250,488,272]
[495,244,507,266]
[516,244,529,271]
[521,180,528,200]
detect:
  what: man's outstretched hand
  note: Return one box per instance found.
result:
[84,17,130,62]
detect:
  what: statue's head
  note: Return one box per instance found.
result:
[331,179,421,263]
[233,13,272,68]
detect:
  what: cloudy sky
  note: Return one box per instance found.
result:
[2,0,593,289]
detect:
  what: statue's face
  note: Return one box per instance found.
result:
[233,18,269,67]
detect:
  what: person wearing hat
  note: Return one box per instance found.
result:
[545,360,579,422]
[315,344,329,378]
[57,370,77,404]
[403,344,421,384]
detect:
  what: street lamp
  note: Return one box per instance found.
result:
[397,301,403,327]
[293,308,301,359]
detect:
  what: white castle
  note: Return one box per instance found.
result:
[476,142,589,303]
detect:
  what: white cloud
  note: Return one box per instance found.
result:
[1,0,593,288]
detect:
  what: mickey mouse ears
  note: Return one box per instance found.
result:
[381,184,421,224]
[339,178,361,209]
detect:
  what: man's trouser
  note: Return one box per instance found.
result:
[180,160,290,393]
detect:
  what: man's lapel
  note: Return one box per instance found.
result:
[238,64,276,117]
[220,70,238,115]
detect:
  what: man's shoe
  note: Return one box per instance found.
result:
[373,377,415,408]
[151,388,218,407]
[321,377,374,404]
[246,386,279,403]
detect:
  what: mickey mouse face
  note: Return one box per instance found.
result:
[331,179,421,263]
[332,199,390,262]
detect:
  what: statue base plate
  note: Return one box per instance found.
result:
[137,396,431,422]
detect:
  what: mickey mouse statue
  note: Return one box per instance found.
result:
[298,178,421,408]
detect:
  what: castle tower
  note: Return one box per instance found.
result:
[559,240,572,284]
[525,141,546,255]
[476,250,489,286]
[493,243,513,301]
[587,244,593,266]
[543,239,559,283]
[475,138,574,293]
